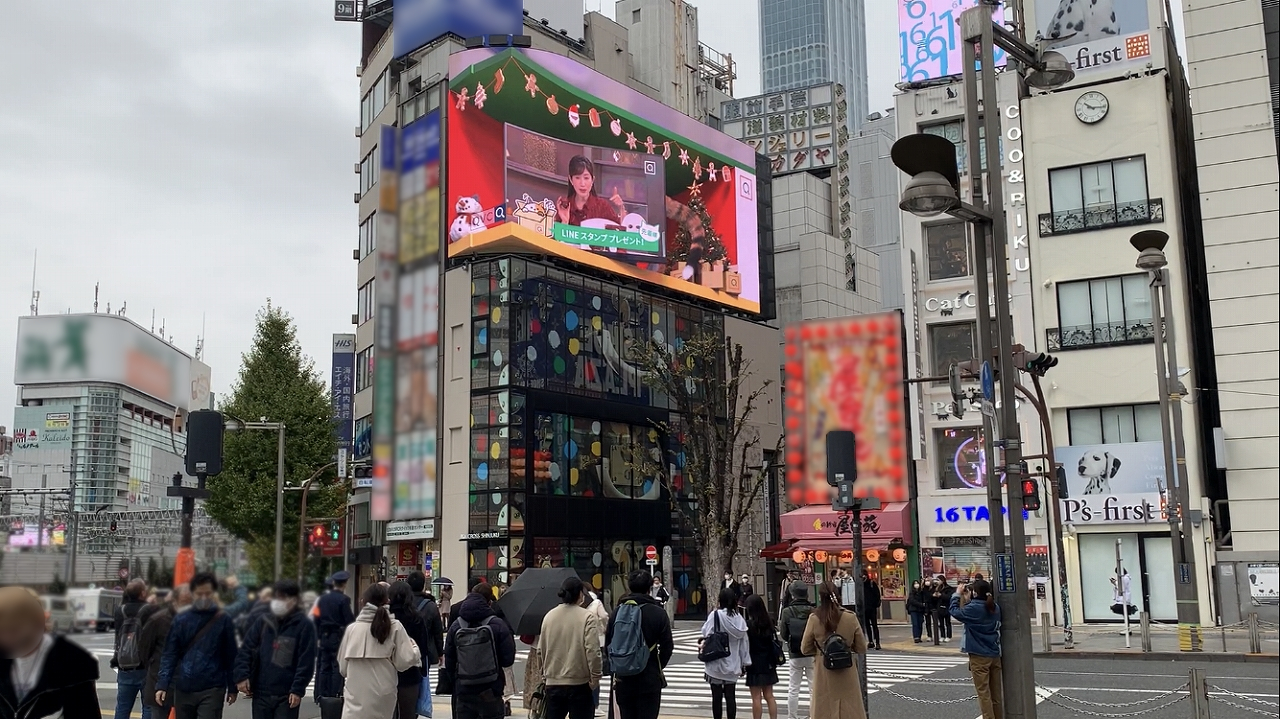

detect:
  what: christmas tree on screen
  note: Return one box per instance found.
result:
[668,182,728,273]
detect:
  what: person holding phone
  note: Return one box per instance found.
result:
[950,580,1003,719]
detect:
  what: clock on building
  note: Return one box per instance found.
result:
[1074,91,1110,124]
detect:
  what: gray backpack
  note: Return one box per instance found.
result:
[453,616,501,687]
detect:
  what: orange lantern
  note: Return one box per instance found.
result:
[792,550,807,563]
[814,550,829,563]
[892,548,908,563]
[865,549,881,563]
[839,550,855,563]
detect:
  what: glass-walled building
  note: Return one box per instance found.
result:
[463,257,725,616]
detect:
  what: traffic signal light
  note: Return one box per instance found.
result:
[109,519,118,532]
[1021,478,1041,512]
[330,521,340,541]
[1056,465,1068,499]
[1022,352,1059,376]
[311,524,325,546]
[825,431,857,487]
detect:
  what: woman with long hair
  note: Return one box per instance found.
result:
[700,587,750,719]
[907,579,930,643]
[799,581,868,719]
[555,155,625,227]
[337,583,422,719]
[950,580,1003,719]
[743,594,780,719]
[388,581,433,719]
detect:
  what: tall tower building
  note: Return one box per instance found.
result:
[759,0,869,128]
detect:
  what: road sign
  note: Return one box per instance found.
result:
[980,361,995,401]
[995,553,1015,593]
[645,545,658,561]
[1178,563,1191,585]
[981,399,995,417]
[645,559,658,568]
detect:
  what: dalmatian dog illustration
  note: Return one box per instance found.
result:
[1077,450,1122,495]
[1043,0,1121,45]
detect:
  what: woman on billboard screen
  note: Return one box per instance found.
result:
[555,155,626,228]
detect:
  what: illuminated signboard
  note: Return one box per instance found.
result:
[898,0,1007,82]
[446,48,762,314]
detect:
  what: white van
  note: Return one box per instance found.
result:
[40,595,77,634]
[67,587,123,632]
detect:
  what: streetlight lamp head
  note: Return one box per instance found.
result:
[1025,51,1075,89]
[1136,247,1168,272]
[900,171,960,217]
[1131,229,1169,271]
[223,419,243,432]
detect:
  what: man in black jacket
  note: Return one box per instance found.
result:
[605,570,675,719]
[407,570,445,665]
[113,579,151,719]
[862,573,882,650]
[139,586,191,717]
[233,580,317,718]
[445,583,517,719]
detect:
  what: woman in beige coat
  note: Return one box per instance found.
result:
[338,583,422,719]
[800,580,869,719]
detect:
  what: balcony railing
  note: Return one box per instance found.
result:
[1046,319,1157,351]
[1039,198,1164,237]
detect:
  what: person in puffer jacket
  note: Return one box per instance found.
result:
[233,580,317,715]
[156,573,239,717]
[950,580,1002,719]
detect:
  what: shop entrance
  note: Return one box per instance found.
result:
[1078,532,1177,622]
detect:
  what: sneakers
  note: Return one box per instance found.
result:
[914,638,922,644]
[505,701,512,717]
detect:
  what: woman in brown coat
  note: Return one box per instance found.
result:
[800,580,869,719]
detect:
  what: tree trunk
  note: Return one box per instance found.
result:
[700,539,733,609]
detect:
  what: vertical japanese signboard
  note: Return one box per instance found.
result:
[331,334,356,457]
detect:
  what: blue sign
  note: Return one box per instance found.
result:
[393,0,524,60]
[995,553,1015,593]
[331,334,356,452]
[932,505,1029,523]
[1178,563,1191,585]
[980,361,995,401]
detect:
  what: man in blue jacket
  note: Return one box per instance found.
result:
[234,580,317,718]
[156,572,239,719]
[313,570,355,699]
[949,580,1003,719]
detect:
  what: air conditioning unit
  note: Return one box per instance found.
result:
[354,192,362,203]
[351,314,360,325]
[356,65,363,78]
[352,248,360,260]
[354,162,361,174]
[355,125,362,137]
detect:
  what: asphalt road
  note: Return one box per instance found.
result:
[74,631,1278,719]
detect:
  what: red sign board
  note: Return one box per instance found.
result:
[398,542,421,568]
[645,545,658,561]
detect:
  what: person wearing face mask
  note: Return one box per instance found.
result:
[156,573,240,719]
[139,587,193,718]
[233,581,317,719]
[0,586,100,719]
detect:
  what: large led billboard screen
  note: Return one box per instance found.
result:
[1026,0,1159,86]
[898,0,1007,82]
[446,48,763,314]
[784,313,909,506]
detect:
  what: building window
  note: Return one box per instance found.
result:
[360,69,389,131]
[1050,274,1153,350]
[1068,404,1162,445]
[922,120,988,174]
[925,222,969,281]
[357,280,375,325]
[935,427,996,489]
[1043,156,1158,235]
[355,347,374,391]
[930,322,976,382]
[632,8,641,22]
[359,148,378,196]
[359,214,376,258]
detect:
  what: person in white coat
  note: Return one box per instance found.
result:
[700,588,751,719]
[337,583,422,719]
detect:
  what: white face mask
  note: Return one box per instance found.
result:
[270,599,291,617]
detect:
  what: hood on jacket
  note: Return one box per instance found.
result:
[454,592,497,624]
[618,593,662,608]
[356,602,385,622]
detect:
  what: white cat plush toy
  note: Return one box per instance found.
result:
[449,195,488,242]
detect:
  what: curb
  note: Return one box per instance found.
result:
[1032,650,1280,663]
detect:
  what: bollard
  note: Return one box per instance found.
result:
[1140,612,1152,652]
[1221,625,1228,653]
[1189,667,1211,719]
[1248,612,1261,654]
[1041,612,1053,652]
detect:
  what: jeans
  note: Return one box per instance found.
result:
[710,682,738,719]
[455,690,507,719]
[252,694,300,719]
[786,657,813,719]
[910,612,925,640]
[174,686,228,719]
[969,655,1004,719]
[116,669,152,719]
[544,684,595,719]
[614,687,661,719]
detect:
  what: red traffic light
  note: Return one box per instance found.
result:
[1021,478,1041,512]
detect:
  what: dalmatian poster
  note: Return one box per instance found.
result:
[1032,0,1157,79]
[1056,440,1168,525]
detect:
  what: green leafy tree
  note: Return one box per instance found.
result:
[205,303,344,581]
[48,574,67,595]
[627,333,781,586]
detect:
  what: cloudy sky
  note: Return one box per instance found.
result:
[0,1,1179,418]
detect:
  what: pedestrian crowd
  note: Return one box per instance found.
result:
[0,567,1004,719]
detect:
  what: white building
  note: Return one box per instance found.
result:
[1180,0,1279,622]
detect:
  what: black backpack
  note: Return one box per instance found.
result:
[785,605,813,656]
[453,616,501,687]
[819,629,854,671]
[116,605,144,670]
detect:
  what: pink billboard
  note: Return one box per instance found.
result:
[899,0,1008,82]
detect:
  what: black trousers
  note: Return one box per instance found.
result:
[315,647,343,699]
[455,690,507,719]
[173,687,226,719]
[544,684,595,719]
[863,608,881,646]
[615,684,662,719]
[935,610,953,639]
[251,694,300,719]
[710,682,737,719]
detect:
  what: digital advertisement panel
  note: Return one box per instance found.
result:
[392,0,524,60]
[1029,0,1156,83]
[1057,441,1168,525]
[899,0,1007,82]
[784,313,909,506]
[12,405,74,451]
[447,48,762,314]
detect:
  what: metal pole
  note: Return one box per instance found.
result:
[965,8,1036,717]
[274,424,286,582]
[961,26,1006,567]
[65,467,78,586]
[1189,668,1211,719]
[1028,375,1073,648]
[1140,611,1152,652]
[37,473,45,549]
[851,503,869,717]
[1157,268,1204,646]
[1147,273,1200,650]
[1116,538,1130,648]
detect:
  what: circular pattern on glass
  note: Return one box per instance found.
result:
[548,330,561,349]
[527,346,537,361]
[492,350,503,366]
[566,311,580,331]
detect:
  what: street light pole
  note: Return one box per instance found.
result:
[274,424,286,582]
[294,462,339,586]
[1132,230,1202,649]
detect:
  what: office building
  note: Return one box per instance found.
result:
[760,0,869,129]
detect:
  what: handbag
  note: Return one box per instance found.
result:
[771,632,787,667]
[698,612,731,663]
[318,696,344,719]
[436,663,455,695]
[527,682,548,719]
[417,671,434,718]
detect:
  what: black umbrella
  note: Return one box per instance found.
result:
[496,567,580,636]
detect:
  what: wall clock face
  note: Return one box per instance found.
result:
[1075,91,1109,124]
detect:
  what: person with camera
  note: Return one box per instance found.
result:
[949,580,1003,719]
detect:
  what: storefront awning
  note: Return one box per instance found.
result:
[777,502,913,549]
